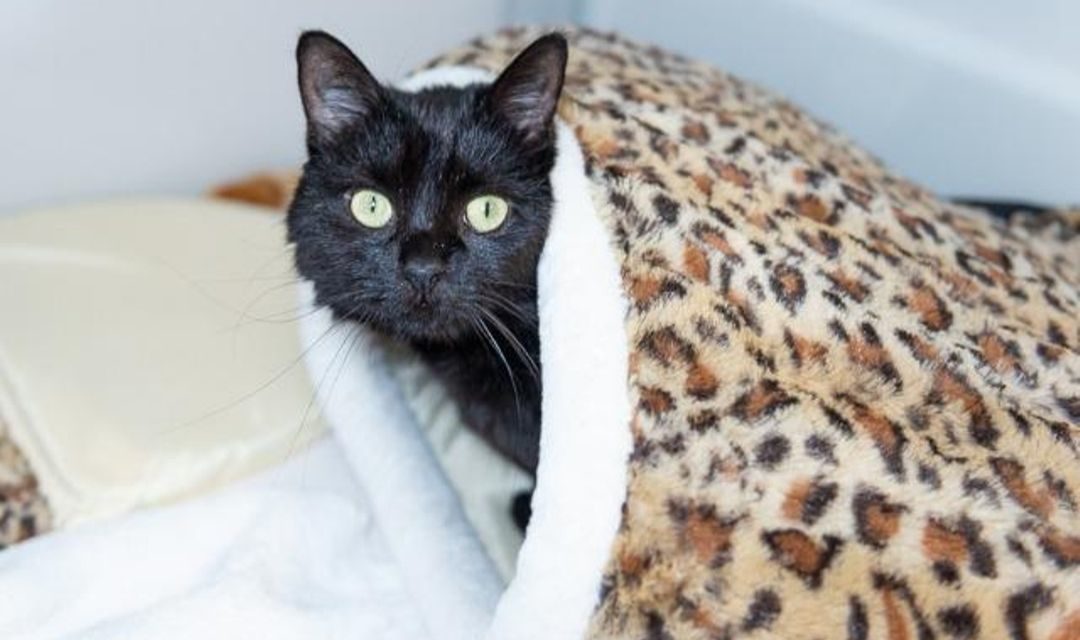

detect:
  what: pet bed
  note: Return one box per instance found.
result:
[2,26,1078,640]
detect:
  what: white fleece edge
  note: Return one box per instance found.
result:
[487,118,631,640]
[303,64,631,640]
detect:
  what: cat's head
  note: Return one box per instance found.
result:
[287,31,567,344]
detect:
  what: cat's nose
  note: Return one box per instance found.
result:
[402,259,444,296]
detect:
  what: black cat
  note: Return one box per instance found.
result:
[287,31,567,473]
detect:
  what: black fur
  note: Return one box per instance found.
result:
[288,31,567,472]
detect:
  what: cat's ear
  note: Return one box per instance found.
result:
[488,33,568,142]
[296,31,382,145]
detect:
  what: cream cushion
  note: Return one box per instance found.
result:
[0,198,528,576]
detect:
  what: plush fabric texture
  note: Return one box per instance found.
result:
[0,415,51,549]
[423,27,1080,640]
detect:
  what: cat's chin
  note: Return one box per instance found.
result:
[360,310,472,345]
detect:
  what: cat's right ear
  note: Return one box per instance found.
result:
[297,31,382,146]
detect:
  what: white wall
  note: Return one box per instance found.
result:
[0,0,512,214]
[584,0,1080,203]
[3,0,1078,213]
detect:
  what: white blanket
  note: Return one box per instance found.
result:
[0,439,435,640]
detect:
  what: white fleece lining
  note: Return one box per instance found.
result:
[302,65,631,640]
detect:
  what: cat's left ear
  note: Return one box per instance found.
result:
[489,33,568,143]
[296,31,383,146]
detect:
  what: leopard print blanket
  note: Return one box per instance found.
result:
[0,416,51,549]
[424,27,1079,640]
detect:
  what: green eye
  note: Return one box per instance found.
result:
[465,195,509,233]
[349,189,393,228]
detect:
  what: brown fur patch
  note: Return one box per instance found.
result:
[763,530,842,587]
[730,379,798,423]
[1049,610,1080,640]
[639,386,675,415]
[907,282,953,331]
[686,361,720,399]
[991,457,1055,519]
[793,194,830,223]
[922,519,968,564]
[683,242,710,282]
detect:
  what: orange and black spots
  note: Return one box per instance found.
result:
[826,268,870,302]
[719,289,762,335]
[973,331,1033,384]
[847,322,902,389]
[841,399,907,477]
[576,124,622,160]
[895,329,941,366]
[922,520,967,577]
[922,516,996,580]
[955,250,996,287]
[853,489,905,549]
[974,243,1012,272]
[893,208,941,243]
[880,583,910,640]
[682,241,710,282]
[986,458,1044,514]
[1036,342,1065,365]
[784,329,829,368]
[788,193,834,224]
[937,605,979,639]
[668,500,736,568]
[841,183,875,212]
[638,327,695,367]
[872,574,936,640]
[798,228,842,258]
[638,385,675,416]
[688,409,720,434]
[931,369,999,449]
[782,477,839,525]
[627,273,687,310]
[730,378,799,424]
[769,264,807,314]
[793,167,826,187]
[709,158,753,189]
[685,360,720,399]
[682,598,724,637]
[680,118,710,144]
[690,173,713,197]
[693,222,743,263]
[940,270,980,305]
[1035,524,1080,568]
[762,529,843,588]
[1005,584,1054,640]
[905,281,953,332]
[616,548,652,588]
[1046,321,1068,347]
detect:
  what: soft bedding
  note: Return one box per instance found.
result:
[1,25,1077,640]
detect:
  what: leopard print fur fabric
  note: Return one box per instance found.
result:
[427,27,1079,640]
[0,415,51,549]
